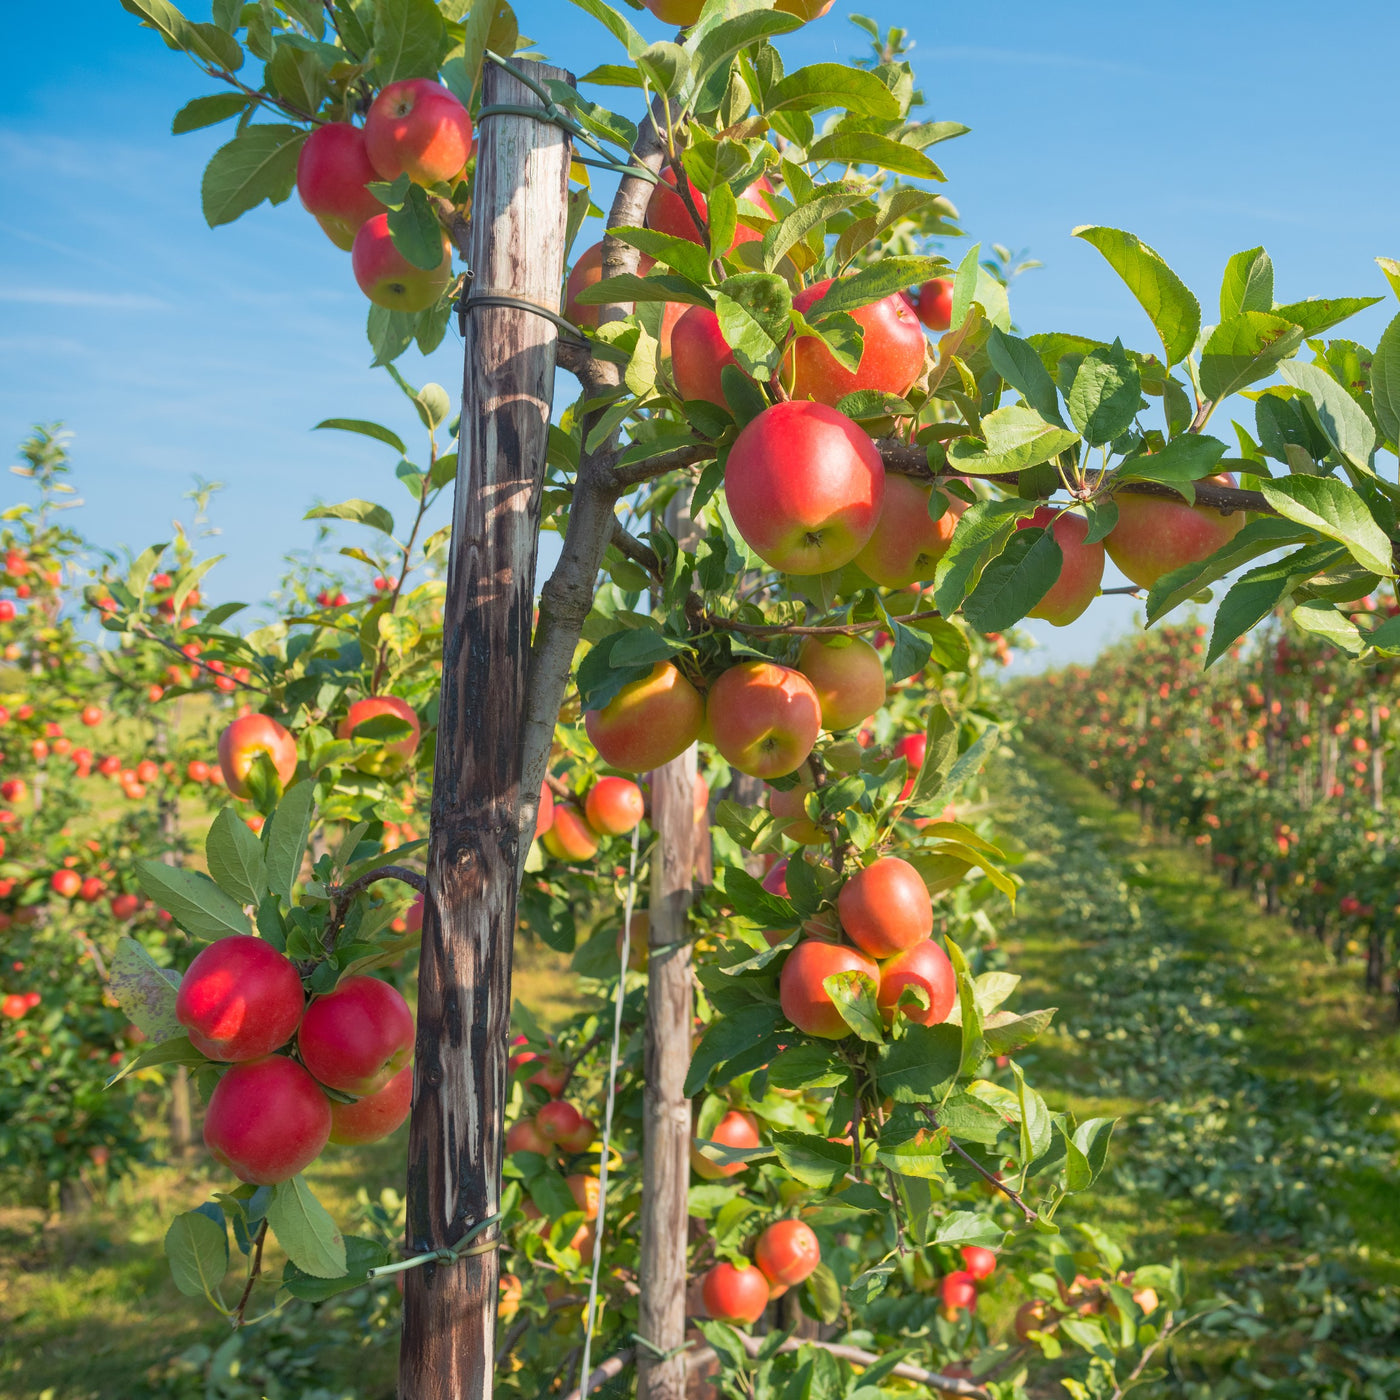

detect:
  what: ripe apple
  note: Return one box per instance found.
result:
[563,241,654,328]
[1104,476,1247,588]
[767,768,823,844]
[707,662,822,779]
[775,0,835,16]
[218,714,298,799]
[584,661,705,773]
[787,278,927,406]
[506,1118,552,1155]
[755,1220,821,1286]
[646,167,776,250]
[779,939,880,1038]
[364,79,473,186]
[877,938,955,1026]
[916,278,953,332]
[639,0,704,27]
[854,475,966,588]
[50,869,82,899]
[584,775,645,836]
[297,975,414,1095]
[1015,507,1105,625]
[796,635,886,731]
[961,1245,997,1281]
[328,1061,413,1145]
[691,1108,761,1180]
[558,1114,597,1153]
[295,122,382,250]
[0,601,14,623]
[566,1172,600,1220]
[80,705,102,727]
[894,732,926,800]
[337,695,421,772]
[724,401,885,574]
[940,1269,978,1315]
[670,305,738,407]
[186,760,210,783]
[701,1261,770,1326]
[542,804,600,861]
[351,213,452,312]
[535,779,555,839]
[110,892,139,920]
[536,1099,584,1143]
[837,856,933,958]
[762,859,789,897]
[203,1055,332,1185]
[176,935,306,1061]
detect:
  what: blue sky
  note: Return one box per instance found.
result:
[2,1,1396,665]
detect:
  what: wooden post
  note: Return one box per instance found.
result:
[399,58,571,1400]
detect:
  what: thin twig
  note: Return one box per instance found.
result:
[231,1219,268,1328]
[334,864,427,901]
[922,1107,1038,1221]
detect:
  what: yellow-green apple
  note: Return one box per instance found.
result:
[295,122,382,250]
[767,767,823,844]
[363,79,473,185]
[1104,476,1246,588]
[203,1055,331,1184]
[854,475,966,587]
[702,1261,770,1325]
[877,938,955,1025]
[796,634,886,731]
[176,935,305,1062]
[779,938,880,1038]
[351,213,452,312]
[584,660,705,772]
[724,401,885,574]
[836,856,932,958]
[584,775,645,835]
[755,1220,821,1286]
[328,1062,413,1145]
[542,804,600,861]
[776,0,835,16]
[787,278,926,406]
[707,662,822,778]
[218,714,298,798]
[915,278,953,332]
[691,1108,760,1180]
[337,694,421,772]
[297,975,414,1095]
[671,305,738,406]
[1015,506,1104,625]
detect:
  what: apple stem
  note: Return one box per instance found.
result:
[230,1219,268,1329]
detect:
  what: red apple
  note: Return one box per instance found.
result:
[297,975,414,1095]
[351,213,452,312]
[585,775,645,836]
[755,1220,821,1286]
[110,892,139,920]
[787,278,927,406]
[535,779,555,839]
[671,305,738,406]
[295,122,382,250]
[691,1108,761,1180]
[1015,507,1104,625]
[364,79,473,186]
[337,695,421,772]
[961,1245,997,1281]
[767,768,824,844]
[535,1100,584,1143]
[725,401,885,575]
[218,714,298,799]
[558,1115,597,1153]
[1104,475,1247,588]
[796,635,886,732]
[916,278,953,332]
[702,1261,770,1325]
[50,869,82,899]
[563,241,654,329]
[203,1054,332,1185]
[877,939,955,1026]
[328,1061,413,1145]
[542,804,600,861]
[707,662,822,779]
[837,856,932,959]
[854,475,966,588]
[80,705,102,727]
[176,935,306,1062]
[506,1118,552,1155]
[584,660,705,773]
[779,939,880,1038]
[940,1269,978,1314]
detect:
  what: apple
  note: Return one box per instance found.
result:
[939,1269,977,1315]
[707,662,822,779]
[557,1115,597,1153]
[0,778,26,803]
[961,1245,997,1281]
[915,278,953,332]
[499,1273,524,1321]
[854,475,967,588]
[536,1100,584,1143]
[297,975,414,1095]
[1015,507,1104,625]
[535,779,555,839]
[50,869,82,899]
[725,401,885,574]
[584,660,705,773]
[337,695,421,772]
[691,1108,761,1180]
[647,167,776,250]
[110,892,139,920]
[563,241,654,328]
[584,775,645,836]
[762,859,789,897]
[186,760,210,783]
[351,213,452,312]
[894,732,926,800]
[670,305,738,407]
[775,0,835,17]
[0,601,14,623]
[218,714,298,799]
[837,856,933,959]
[1104,476,1247,588]
[328,1061,413,1145]
[364,79,473,186]
[79,876,104,902]
[203,1055,332,1185]
[542,804,600,861]
[701,1261,770,1326]
[567,1172,600,1220]
[80,705,102,727]
[876,939,955,1026]
[767,768,824,844]
[796,635,886,732]
[506,1118,552,1155]
[778,939,880,1038]
[639,0,704,27]
[295,122,382,250]
[176,935,306,1061]
[755,1220,821,1286]
[787,278,927,406]
[526,1054,570,1097]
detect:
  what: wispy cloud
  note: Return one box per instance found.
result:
[927,45,1147,77]
[0,286,171,311]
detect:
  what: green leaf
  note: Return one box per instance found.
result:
[108,936,183,1042]
[607,225,711,286]
[932,498,1034,615]
[1198,312,1304,403]
[201,125,306,227]
[982,1006,1056,1057]
[120,0,245,68]
[267,40,329,115]
[947,405,1079,477]
[573,272,712,308]
[1206,542,1346,666]
[933,1211,1005,1248]
[282,1235,389,1301]
[106,1035,210,1088]
[305,498,396,536]
[206,806,268,906]
[1291,599,1365,656]
[770,1130,851,1190]
[267,1175,347,1278]
[762,191,866,273]
[961,527,1062,632]
[766,63,901,118]
[1273,296,1382,338]
[136,860,252,941]
[1219,246,1274,320]
[372,0,445,82]
[1066,340,1141,446]
[1373,311,1400,447]
[1073,226,1200,367]
[876,1022,962,1103]
[1278,358,1378,474]
[807,257,947,318]
[715,272,792,380]
[684,11,800,105]
[266,781,316,907]
[172,92,250,134]
[1260,475,1393,575]
[165,1209,229,1299]
[367,305,416,366]
[1072,1118,1115,1185]
[765,1044,850,1091]
[904,704,957,806]
[566,0,644,59]
[948,242,980,332]
[637,40,689,97]
[823,970,884,1043]
[987,327,1065,427]
[388,183,447,271]
[1117,434,1227,503]
[686,1003,784,1096]
[808,131,942,180]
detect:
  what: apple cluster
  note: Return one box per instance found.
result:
[699,1218,823,1325]
[175,935,416,1184]
[537,773,645,863]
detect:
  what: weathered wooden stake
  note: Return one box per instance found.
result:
[399,57,571,1400]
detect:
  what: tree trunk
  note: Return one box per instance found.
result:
[399,57,571,1400]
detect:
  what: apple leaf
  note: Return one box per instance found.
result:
[109,936,183,1042]
[201,125,306,228]
[165,1208,229,1299]
[1073,226,1200,368]
[135,859,252,941]
[267,1176,346,1279]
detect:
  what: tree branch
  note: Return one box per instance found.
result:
[611,520,661,578]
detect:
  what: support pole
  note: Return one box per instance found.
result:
[399,57,571,1400]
